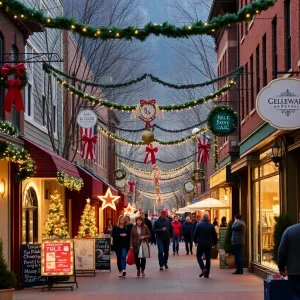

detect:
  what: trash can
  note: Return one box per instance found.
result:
[264,279,292,300]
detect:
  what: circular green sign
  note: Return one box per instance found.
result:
[207,106,238,137]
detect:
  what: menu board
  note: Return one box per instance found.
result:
[20,244,44,288]
[41,239,74,276]
[95,238,111,271]
[219,227,228,269]
[74,239,95,271]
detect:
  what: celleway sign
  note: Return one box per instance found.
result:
[256,78,300,130]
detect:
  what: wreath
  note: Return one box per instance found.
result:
[207,105,238,137]
[0,119,19,137]
[184,180,195,194]
[191,169,205,183]
[114,169,127,180]
[0,63,28,113]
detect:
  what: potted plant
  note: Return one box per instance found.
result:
[272,213,293,264]
[0,239,17,300]
[211,245,219,259]
[224,220,235,268]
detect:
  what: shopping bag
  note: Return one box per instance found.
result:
[126,249,135,265]
[138,242,150,258]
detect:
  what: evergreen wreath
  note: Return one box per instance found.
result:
[0,119,19,137]
[191,169,205,183]
[114,169,127,180]
[0,63,28,89]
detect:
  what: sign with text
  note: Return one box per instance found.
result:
[95,238,111,271]
[76,109,97,128]
[74,239,95,271]
[41,239,74,276]
[256,78,300,130]
[20,244,44,288]
[219,227,228,269]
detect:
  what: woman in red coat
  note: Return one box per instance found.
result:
[171,216,182,255]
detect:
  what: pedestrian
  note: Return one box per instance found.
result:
[144,213,154,242]
[192,214,200,233]
[125,215,134,234]
[193,213,217,279]
[151,216,157,245]
[112,215,130,277]
[220,216,227,227]
[213,217,219,227]
[171,215,182,255]
[182,216,194,255]
[130,216,151,277]
[278,219,300,299]
[104,218,114,252]
[154,210,173,270]
[231,214,246,275]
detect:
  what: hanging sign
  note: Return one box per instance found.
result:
[95,238,111,271]
[256,78,300,130]
[76,109,97,128]
[207,106,238,136]
[184,181,195,194]
[41,239,74,276]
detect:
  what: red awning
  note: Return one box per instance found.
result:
[23,138,81,179]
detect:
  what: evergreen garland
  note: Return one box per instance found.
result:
[57,171,84,191]
[0,119,19,137]
[3,0,275,41]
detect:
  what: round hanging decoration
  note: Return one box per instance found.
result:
[76,109,97,128]
[141,129,155,144]
[207,105,238,137]
[0,63,28,113]
[184,181,195,194]
[191,169,205,183]
[114,169,127,180]
[139,99,157,129]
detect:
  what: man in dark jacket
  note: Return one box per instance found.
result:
[182,216,194,255]
[193,214,217,278]
[278,221,300,299]
[144,213,153,238]
[231,214,246,275]
[154,210,173,270]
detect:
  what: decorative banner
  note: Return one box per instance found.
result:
[184,181,195,194]
[76,109,97,128]
[98,187,120,210]
[144,145,158,165]
[114,169,127,180]
[256,78,300,130]
[191,169,205,183]
[197,137,211,164]
[80,126,97,160]
[207,106,238,136]
[41,239,74,276]
[127,180,136,194]
[74,239,95,271]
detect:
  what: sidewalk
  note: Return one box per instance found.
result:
[14,244,264,300]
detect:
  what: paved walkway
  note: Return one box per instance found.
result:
[15,244,264,300]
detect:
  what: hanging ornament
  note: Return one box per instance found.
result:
[127,180,136,194]
[155,185,160,195]
[114,169,127,180]
[156,196,162,205]
[144,144,158,165]
[141,129,155,144]
[98,187,120,210]
[153,165,161,185]
[197,136,211,164]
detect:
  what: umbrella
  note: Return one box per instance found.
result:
[185,198,230,210]
[177,207,195,212]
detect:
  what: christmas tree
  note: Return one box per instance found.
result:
[77,199,98,238]
[43,190,70,238]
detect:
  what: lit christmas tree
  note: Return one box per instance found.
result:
[43,190,70,238]
[77,199,98,238]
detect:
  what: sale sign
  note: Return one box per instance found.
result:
[41,239,74,276]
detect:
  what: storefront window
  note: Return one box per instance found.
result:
[252,162,279,270]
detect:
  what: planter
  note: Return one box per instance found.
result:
[85,234,91,238]
[211,248,219,259]
[0,288,14,300]
[225,254,236,268]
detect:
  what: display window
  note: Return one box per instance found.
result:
[252,162,279,270]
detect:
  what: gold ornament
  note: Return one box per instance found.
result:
[141,130,154,144]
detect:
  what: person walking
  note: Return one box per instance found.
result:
[193,213,217,279]
[154,210,173,270]
[144,214,154,243]
[220,216,227,227]
[171,215,182,255]
[130,216,151,277]
[104,218,114,252]
[213,217,219,227]
[151,216,157,245]
[112,215,130,277]
[125,215,134,234]
[231,214,246,275]
[278,220,300,299]
[182,216,194,255]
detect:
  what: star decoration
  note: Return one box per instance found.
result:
[98,187,120,210]
[86,198,91,204]
[124,202,134,215]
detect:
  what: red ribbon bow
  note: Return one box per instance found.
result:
[140,99,156,105]
[81,135,98,159]
[197,137,211,164]
[128,180,136,194]
[4,79,24,113]
[144,145,158,165]
[1,63,26,77]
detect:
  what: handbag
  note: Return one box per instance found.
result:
[138,241,150,258]
[126,249,135,265]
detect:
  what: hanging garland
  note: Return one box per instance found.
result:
[4,0,275,41]
[0,119,19,137]
[135,172,189,183]
[44,63,243,90]
[46,68,240,112]
[57,171,84,191]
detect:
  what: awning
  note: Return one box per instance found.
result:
[185,198,230,210]
[23,138,81,179]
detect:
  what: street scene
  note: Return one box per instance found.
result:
[0,0,300,299]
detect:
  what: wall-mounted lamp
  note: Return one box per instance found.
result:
[0,179,5,196]
[271,138,286,168]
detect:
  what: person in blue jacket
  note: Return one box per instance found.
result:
[182,216,194,255]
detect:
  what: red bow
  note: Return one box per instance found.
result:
[1,63,26,77]
[81,135,98,159]
[128,180,136,194]
[4,79,24,113]
[197,137,211,164]
[144,145,158,165]
[140,99,156,105]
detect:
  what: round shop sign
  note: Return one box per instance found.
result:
[76,109,97,128]
[184,181,195,194]
[207,106,238,137]
[256,78,300,130]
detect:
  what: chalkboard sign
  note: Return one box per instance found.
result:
[95,238,111,271]
[20,244,44,288]
[219,227,228,269]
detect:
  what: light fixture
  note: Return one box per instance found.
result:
[0,179,5,196]
[271,140,282,167]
